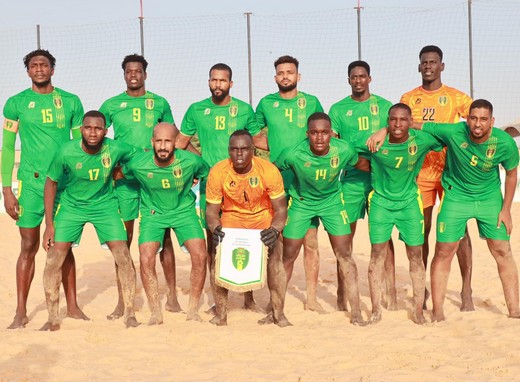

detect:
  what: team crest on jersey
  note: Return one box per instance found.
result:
[120,102,127,108]
[75,163,82,170]
[370,105,379,115]
[249,176,259,188]
[460,142,468,149]
[346,110,353,117]
[28,102,35,109]
[173,167,183,178]
[273,102,279,108]
[229,105,238,117]
[297,98,306,109]
[381,149,388,155]
[304,162,312,167]
[54,98,63,109]
[204,108,211,115]
[415,98,421,105]
[408,143,417,155]
[101,157,111,168]
[330,155,339,168]
[438,96,448,105]
[147,172,154,179]
[486,148,496,159]
[145,99,154,110]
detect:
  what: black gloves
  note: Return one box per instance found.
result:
[212,225,225,248]
[260,227,280,250]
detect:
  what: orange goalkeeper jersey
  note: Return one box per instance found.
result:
[401,84,472,182]
[206,156,285,229]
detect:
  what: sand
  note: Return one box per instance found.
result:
[1,205,520,382]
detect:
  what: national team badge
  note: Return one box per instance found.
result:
[28,102,35,109]
[408,143,417,155]
[101,157,111,168]
[370,104,379,115]
[438,96,448,105]
[53,98,63,109]
[273,102,279,108]
[330,155,339,168]
[232,247,250,271]
[145,99,154,110]
[229,105,238,117]
[460,142,468,149]
[147,172,154,179]
[249,176,259,187]
[173,167,183,178]
[75,163,82,170]
[346,110,353,117]
[297,98,306,109]
[120,102,127,108]
[486,148,496,159]
[204,108,211,115]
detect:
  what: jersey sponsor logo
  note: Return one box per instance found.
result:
[232,247,249,271]
[438,96,448,105]
[460,142,468,149]
[249,176,259,187]
[145,99,154,110]
[486,147,496,159]
[415,98,421,105]
[381,149,388,155]
[273,101,279,108]
[370,104,379,115]
[173,167,183,178]
[346,110,353,117]
[147,172,154,178]
[304,162,312,167]
[297,98,306,109]
[101,156,111,168]
[120,102,127,108]
[229,180,236,187]
[204,108,211,115]
[28,102,35,109]
[229,105,238,117]
[408,143,417,155]
[54,98,63,109]
[75,163,82,170]
[330,155,339,168]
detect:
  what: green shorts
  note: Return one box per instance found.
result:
[139,206,205,246]
[341,177,371,223]
[284,193,351,240]
[16,177,61,229]
[437,190,508,242]
[368,191,425,246]
[54,198,127,244]
[115,178,140,222]
[283,171,319,229]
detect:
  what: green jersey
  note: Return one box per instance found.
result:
[99,91,174,149]
[256,91,323,162]
[2,87,83,183]
[276,137,358,204]
[48,138,136,206]
[329,94,392,190]
[180,97,260,167]
[423,122,519,199]
[359,130,443,202]
[123,149,210,213]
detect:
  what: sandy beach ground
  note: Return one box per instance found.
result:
[1,204,520,382]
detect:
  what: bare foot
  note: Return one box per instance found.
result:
[368,312,382,325]
[106,304,124,320]
[125,316,141,328]
[274,314,293,327]
[186,312,202,322]
[244,298,264,313]
[412,311,427,325]
[67,308,90,321]
[304,299,326,314]
[431,310,446,322]
[508,312,520,319]
[165,298,182,313]
[460,291,475,312]
[147,315,163,326]
[258,313,274,325]
[7,314,29,329]
[204,305,217,315]
[210,315,227,326]
[350,311,367,326]
[39,321,60,331]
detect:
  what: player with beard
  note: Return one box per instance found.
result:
[121,123,209,324]
[100,54,182,320]
[255,55,325,313]
[176,63,267,311]
[40,110,138,331]
[1,49,86,329]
